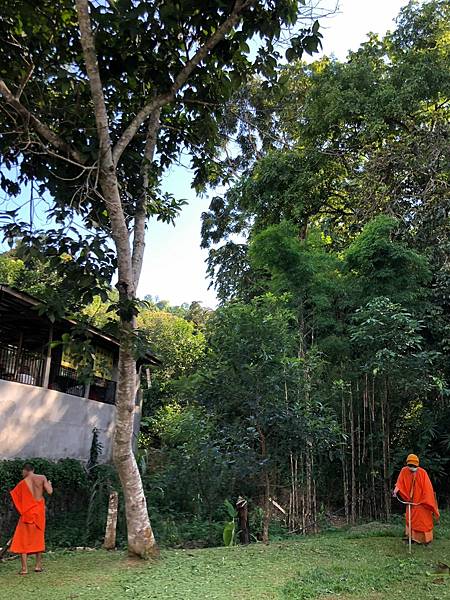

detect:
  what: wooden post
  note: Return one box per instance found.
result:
[43,325,53,388]
[15,331,23,376]
[132,366,143,452]
[236,496,250,545]
[103,491,119,550]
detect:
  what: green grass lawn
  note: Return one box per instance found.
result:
[2,524,450,600]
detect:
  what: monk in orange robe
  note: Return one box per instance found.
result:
[10,463,53,574]
[393,453,439,545]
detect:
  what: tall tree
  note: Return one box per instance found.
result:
[197,294,339,541]
[0,0,323,557]
[202,0,450,298]
[137,309,206,414]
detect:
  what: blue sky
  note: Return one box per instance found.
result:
[142,0,410,308]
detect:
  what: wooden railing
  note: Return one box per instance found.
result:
[0,343,45,387]
[0,343,117,404]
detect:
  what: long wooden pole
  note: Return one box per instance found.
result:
[396,497,418,554]
[408,503,412,555]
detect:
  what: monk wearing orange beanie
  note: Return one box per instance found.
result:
[393,454,439,545]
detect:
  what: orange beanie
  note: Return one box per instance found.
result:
[406,453,419,467]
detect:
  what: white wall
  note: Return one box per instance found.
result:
[0,380,116,463]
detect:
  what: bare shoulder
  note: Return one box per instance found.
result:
[33,474,47,484]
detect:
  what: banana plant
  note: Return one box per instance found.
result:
[223,499,238,547]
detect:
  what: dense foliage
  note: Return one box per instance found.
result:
[197,0,450,530]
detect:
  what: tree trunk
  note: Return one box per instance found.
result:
[289,452,300,532]
[361,378,367,518]
[369,375,377,519]
[357,407,362,519]
[262,472,271,545]
[381,376,391,520]
[312,471,317,534]
[305,443,313,530]
[349,388,356,524]
[258,425,271,545]
[300,454,306,534]
[341,388,349,523]
[113,325,159,558]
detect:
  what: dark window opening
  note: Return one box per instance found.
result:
[0,343,45,386]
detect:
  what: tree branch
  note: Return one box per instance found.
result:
[75,0,114,163]
[15,63,35,100]
[0,78,86,165]
[76,0,134,292]
[132,106,161,288]
[112,0,256,166]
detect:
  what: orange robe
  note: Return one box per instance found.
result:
[395,466,439,544]
[10,480,46,554]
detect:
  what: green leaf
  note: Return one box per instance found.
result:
[223,521,235,546]
[286,48,296,63]
[224,498,237,519]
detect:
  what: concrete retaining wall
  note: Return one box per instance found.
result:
[0,379,116,462]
